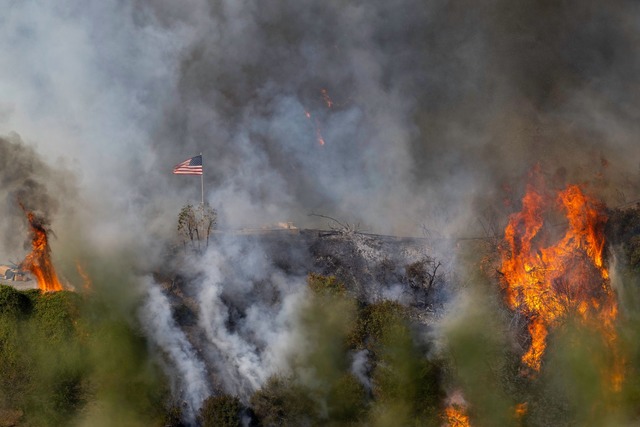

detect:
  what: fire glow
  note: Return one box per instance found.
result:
[443,405,470,427]
[499,176,619,380]
[303,109,326,146]
[20,209,63,292]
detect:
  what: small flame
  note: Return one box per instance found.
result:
[19,209,63,292]
[499,175,620,385]
[443,405,470,427]
[514,402,528,418]
[321,88,333,108]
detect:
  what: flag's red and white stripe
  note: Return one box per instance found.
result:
[173,155,203,175]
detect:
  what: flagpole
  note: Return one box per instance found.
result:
[200,152,204,205]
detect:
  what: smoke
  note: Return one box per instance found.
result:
[132,0,640,238]
[192,236,307,398]
[4,0,640,245]
[140,277,211,423]
[2,1,640,244]
[351,350,372,392]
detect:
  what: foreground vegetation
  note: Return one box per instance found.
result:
[0,286,169,427]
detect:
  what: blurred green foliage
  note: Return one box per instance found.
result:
[0,285,169,427]
[199,394,242,427]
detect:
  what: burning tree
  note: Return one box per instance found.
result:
[498,177,620,386]
[19,208,63,292]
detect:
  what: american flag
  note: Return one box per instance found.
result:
[172,155,203,175]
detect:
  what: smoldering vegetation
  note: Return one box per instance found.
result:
[147,230,449,426]
[146,227,450,421]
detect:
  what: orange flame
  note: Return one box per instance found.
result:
[443,405,470,427]
[76,262,92,293]
[514,402,528,418]
[499,178,619,381]
[20,210,63,292]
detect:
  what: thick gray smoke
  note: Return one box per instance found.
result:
[4,0,640,423]
[140,0,640,236]
[4,1,640,244]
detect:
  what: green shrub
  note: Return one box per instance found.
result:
[199,394,242,427]
[32,291,81,343]
[251,376,317,427]
[369,321,444,426]
[308,273,347,297]
[326,373,368,423]
[0,285,32,318]
[349,300,406,352]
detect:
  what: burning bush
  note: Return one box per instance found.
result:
[498,179,619,383]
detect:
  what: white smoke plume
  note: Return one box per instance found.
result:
[350,349,372,392]
[192,236,308,399]
[140,276,211,424]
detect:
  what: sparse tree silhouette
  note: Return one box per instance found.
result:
[177,203,217,252]
[309,213,361,234]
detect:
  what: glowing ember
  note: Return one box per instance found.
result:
[499,176,619,378]
[321,88,333,108]
[303,109,327,146]
[76,262,92,293]
[443,405,470,427]
[514,402,528,418]
[20,209,63,292]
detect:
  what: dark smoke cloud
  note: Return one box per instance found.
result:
[0,134,76,260]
